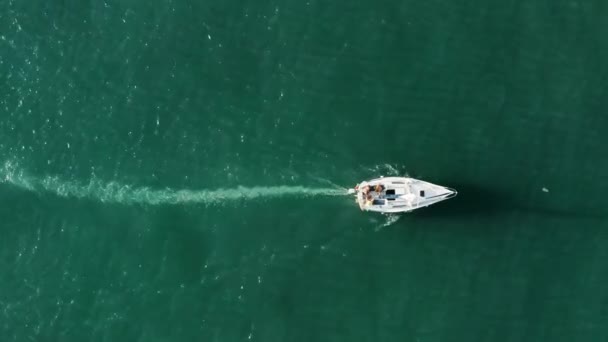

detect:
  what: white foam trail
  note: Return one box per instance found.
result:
[374,214,402,231]
[366,164,407,177]
[1,161,347,206]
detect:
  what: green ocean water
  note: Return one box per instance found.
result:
[2,0,608,341]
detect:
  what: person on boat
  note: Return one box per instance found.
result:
[374,184,384,193]
[366,193,373,206]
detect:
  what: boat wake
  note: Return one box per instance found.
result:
[365,164,407,177]
[374,214,402,231]
[0,161,347,206]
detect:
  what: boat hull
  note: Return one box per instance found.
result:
[352,177,456,213]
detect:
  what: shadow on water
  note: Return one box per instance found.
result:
[407,183,607,222]
[409,182,513,219]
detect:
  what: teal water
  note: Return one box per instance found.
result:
[2,1,608,341]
